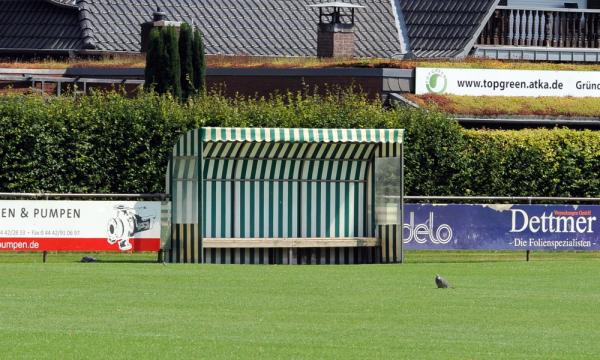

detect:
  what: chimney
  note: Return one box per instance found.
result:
[140,7,183,52]
[309,2,364,58]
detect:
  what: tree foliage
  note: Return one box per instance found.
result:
[160,26,181,99]
[192,28,206,93]
[178,23,195,99]
[144,28,162,92]
[144,24,204,99]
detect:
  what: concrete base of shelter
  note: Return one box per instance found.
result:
[166,245,384,265]
[203,247,380,265]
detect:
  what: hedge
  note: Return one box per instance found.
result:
[0,90,598,198]
[461,129,600,197]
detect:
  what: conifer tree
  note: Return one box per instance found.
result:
[160,26,181,98]
[144,28,162,91]
[192,28,206,93]
[178,23,195,99]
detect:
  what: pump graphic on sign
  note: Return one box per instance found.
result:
[107,205,157,251]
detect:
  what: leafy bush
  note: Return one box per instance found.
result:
[0,92,191,193]
[461,129,600,197]
[0,90,598,197]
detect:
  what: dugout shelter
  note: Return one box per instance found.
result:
[166,127,404,264]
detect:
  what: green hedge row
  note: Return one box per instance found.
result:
[461,129,600,197]
[0,90,598,197]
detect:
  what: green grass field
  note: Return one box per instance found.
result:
[1,252,599,359]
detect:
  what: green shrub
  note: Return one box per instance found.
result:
[388,109,467,196]
[0,90,598,198]
[461,129,600,197]
[0,92,192,193]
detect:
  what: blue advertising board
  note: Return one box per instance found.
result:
[403,204,599,250]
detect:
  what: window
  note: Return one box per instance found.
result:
[374,157,402,225]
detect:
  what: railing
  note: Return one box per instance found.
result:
[0,192,169,200]
[0,74,144,96]
[382,195,600,205]
[404,196,600,203]
[477,6,600,48]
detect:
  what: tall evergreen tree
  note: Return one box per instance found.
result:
[144,28,162,92]
[192,28,206,93]
[179,23,194,99]
[160,26,181,98]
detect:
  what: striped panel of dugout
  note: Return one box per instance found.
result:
[378,224,401,263]
[167,127,404,264]
[202,141,374,239]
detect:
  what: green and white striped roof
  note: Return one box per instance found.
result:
[173,127,405,159]
[202,127,404,144]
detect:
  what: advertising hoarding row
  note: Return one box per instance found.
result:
[0,201,163,252]
[416,67,600,97]
[1,201,597,252]
[401,204,599,250]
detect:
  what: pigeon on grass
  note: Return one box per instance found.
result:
[435,274,452,289]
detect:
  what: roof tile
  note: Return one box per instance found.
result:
[0,0,82,51]
[402,0,498,58]
[0,0,497,58]
[78,0,403,57]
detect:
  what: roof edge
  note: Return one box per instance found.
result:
[0,48,78,56]
[390,0,411,56]
[458,0,501,58]
[75,0,97,50]
[198,127,405,144]
[44,0,78,9]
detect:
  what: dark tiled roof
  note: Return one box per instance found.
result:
[46,0,77,7]
[0,0,82,51]
[401,0,499,58]
[77,0,403,58]
[0,0,500,58]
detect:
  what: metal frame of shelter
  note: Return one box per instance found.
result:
[166,127,404,264]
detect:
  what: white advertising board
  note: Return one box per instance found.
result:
[0,201,163,252]
[416,67,600,97]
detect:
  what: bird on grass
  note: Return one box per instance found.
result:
[435,274,452,289]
